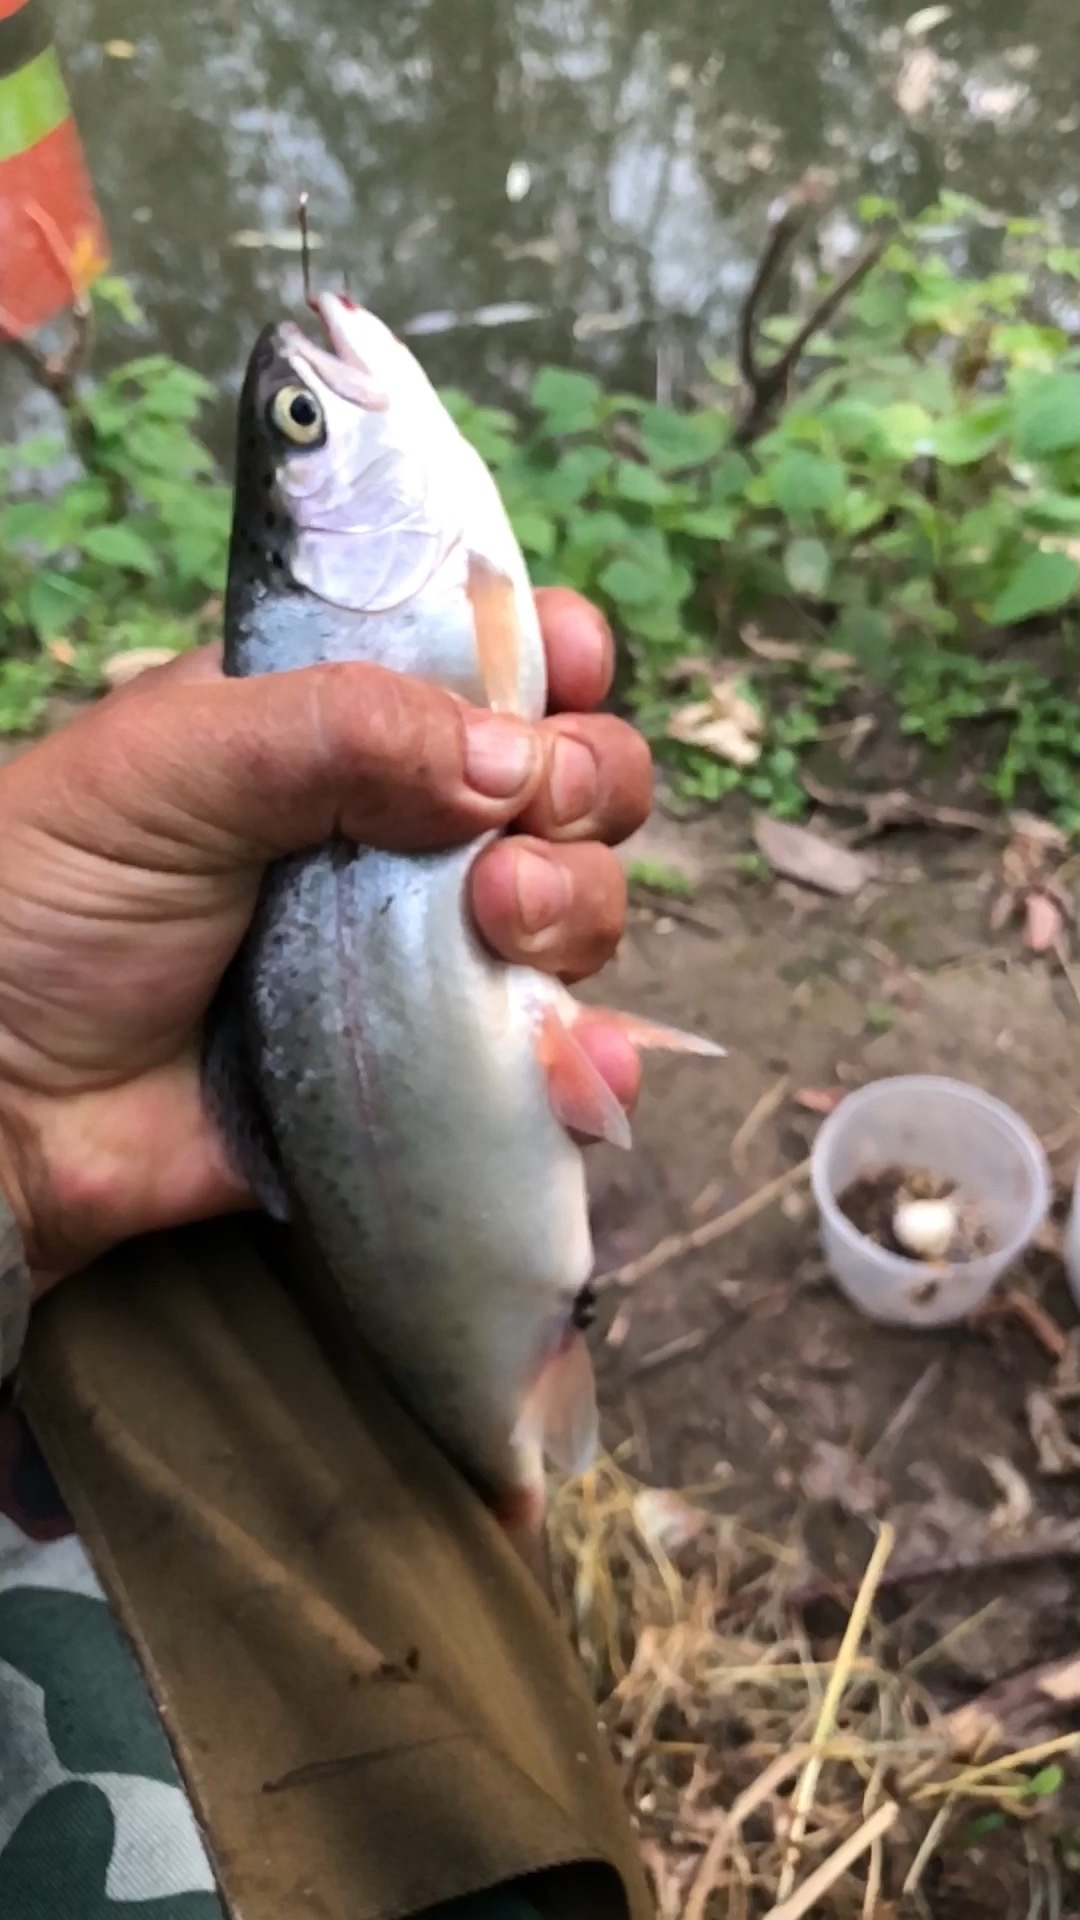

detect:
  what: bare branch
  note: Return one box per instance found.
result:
[734,171,895,444]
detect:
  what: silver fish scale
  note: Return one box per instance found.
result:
[245,826,593,1500]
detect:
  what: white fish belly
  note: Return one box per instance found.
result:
[246,834,594,1498]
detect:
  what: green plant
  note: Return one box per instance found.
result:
[445,192,1080,825]
[9,198,1080,828]
[0,282,228,729]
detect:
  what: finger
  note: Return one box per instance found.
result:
[534,589,614,713]
[22,661,548,871]
[470,838,626,980]
[572,1016,641,1114]
[516,712,653,845]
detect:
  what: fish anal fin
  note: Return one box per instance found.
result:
[467,552,522,715]
[535,1005,632,1149]
[514,1329,599,1479]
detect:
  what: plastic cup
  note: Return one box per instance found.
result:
[811,1076,1051,1328]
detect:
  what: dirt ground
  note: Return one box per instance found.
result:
[598,799,1080,1607]
[577,795,1080,1907]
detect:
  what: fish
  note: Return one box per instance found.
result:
[204,291,723,1526]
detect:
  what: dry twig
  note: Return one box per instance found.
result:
[734,173,895,442]
[773,1524,895,1903]
[595,1158,812,1290]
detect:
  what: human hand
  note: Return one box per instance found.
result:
[0,589,650,1287]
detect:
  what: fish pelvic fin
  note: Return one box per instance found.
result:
[588,1008,726,1057]
[513,1327,599,1482]
[466,552,522,715]
[534,1004,632,1150]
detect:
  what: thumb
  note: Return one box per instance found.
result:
[21,660,544,871]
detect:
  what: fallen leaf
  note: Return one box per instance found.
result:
[667,679,764,768]
[1027,1388,1080,1476]
[47,639,76,666]
[740,625,855,672]
[904,4,952,34]
[895,45,942,115]
[1024,889,1065,953]
[103,37,136,58]
[946,1651,1080,1757]
[801,774,998,838]
[753,814,876,897]
[102,647,180,687]
[794,1086,846,1115]
[739,627,804,664]
[1010,811,1069,857]
[985,1454,1034,1533]
[802,1440,886,1517]
[632,1488,710,1552]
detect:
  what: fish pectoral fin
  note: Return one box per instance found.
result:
[466,553,522,715]
[514,1331,599,1478]
[535,1005,632,1150]
[591,1008,726,1057]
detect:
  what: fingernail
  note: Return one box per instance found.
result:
[551,734,598,825]
[514,848,573,936]
[464,715,538,798]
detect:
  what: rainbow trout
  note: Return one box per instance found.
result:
[205,293,722,1523]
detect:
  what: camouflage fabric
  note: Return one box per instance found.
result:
[0,1391,543,1920]
[0,1391,223,1918]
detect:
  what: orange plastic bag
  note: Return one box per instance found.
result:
[0,0,108,337]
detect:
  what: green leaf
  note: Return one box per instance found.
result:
[0,500,66,548]
[833,607,893,679]
[768,450,845,521]
[509,509,556,558]
[26,570,94,641]
[9,434,65,471]
[637,405,728,473]
[874,403,935,460]
[709,452,753,502]
[80,524,161,575]
[1022,493,1080,530]
[675,506,737,541]
[782,537,831,598]
[989,547,1080,625]
[563,510,632,556]
[932,402,1009,466]
[611,461,675,506]
[624,604,684,644]
[530,367,604,432]
[125,422,212,477]
[1019,1763,1064,1800]
[170,528,228,587]
[597,557,665,608]
[1012,372,1080,457]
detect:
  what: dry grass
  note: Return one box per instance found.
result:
[548,1457,1078,1919]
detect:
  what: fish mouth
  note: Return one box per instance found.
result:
[279,292,390,411]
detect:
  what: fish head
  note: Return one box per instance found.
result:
[228,293,476,621]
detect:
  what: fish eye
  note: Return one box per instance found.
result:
[270,383,324,446]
